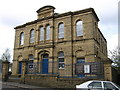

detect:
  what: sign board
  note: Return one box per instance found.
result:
[84,65,90,73]
[75,62,102,75]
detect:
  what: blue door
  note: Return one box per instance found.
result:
[18,62,22,74]
[42,59,48,74]
[77,58,85,78]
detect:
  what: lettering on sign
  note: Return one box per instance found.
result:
[75,62,102,75]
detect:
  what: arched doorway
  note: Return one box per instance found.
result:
[42,54,49,74]
[18,62,22,74]
[18,56,23,74]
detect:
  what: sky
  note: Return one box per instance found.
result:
[0,0,119,61]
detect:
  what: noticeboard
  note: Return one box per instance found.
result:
[75,62,102,75]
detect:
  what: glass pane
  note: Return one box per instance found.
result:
[59,32,64,39]
[59,58,64,62]
[43,54,49,58]
[29,55,34,60]
[76,21,83,36]
[29,65,33,68]
[59,63,64,69]
[58,52,64,57]
[30,29,34,43]
[58,52,64,69]
[88,82,102,88]
[58,23,64,38]
[77,58,85,63]
[103,82,117,89]
[46,25,50,40]
[40,27,44,41]
[20,32,24,45]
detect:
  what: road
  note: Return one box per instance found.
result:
[1,82,56,90]
[2,83,31,90]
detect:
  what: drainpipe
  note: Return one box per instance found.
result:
[70,13,74,78]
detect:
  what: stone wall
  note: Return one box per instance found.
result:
[12,5,112,82]
[23,74,101,88]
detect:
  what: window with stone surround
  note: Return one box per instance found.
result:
[76,20,83,36]
[27,54,34,73]
[20,32,24,45]
[40,26,44,41]
[58,52,65,69]
[30,29,34,43]
[58,23,64,39]
[46,25,50,40]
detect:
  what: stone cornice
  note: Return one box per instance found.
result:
[14,8,99,29]
[36,5,55,13]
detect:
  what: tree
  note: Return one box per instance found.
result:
[1,48,11,62]
[109,47,120,73]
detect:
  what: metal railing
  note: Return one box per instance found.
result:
[25,61,104,79]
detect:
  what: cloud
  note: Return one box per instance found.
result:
[0,25,15,61]
[0,0,118,60]
[0,15,25,27]
[107,34,118,51]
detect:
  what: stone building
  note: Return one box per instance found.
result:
[12,5,112,81]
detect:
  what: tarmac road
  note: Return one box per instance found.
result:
[1,81,55,90]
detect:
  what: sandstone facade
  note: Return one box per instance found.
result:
[12,5,112,81]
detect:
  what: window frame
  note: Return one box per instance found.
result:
[28,54,34,69]
[30,29,34,43]
[58,23,64,39]
[39,26,44,41]
[88,82,102,89]
[46,25,50,40]
[103,82,117,89]
[76,20,83,37]
[20,32,24,45]
[58,52,65,69]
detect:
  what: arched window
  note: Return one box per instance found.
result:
[20,32,24,45]
[46,25,50,40]
[76,20,83,36]
[58,23,64,39]
[40,26,44,41]
[30,29,34,43]
[42,54,49,59]
[58,52,64,69]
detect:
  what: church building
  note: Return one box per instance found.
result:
[12,5,112,81]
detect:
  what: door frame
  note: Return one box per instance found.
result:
[41,54,49,74]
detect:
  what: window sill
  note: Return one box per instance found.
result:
[59,68,65,70]
[76,35,83,38]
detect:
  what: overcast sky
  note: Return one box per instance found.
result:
[0,0,119,61]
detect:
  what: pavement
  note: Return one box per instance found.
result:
[1,81,55,90]
[1,81,75,90]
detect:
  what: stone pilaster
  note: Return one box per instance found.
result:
[2,61,9,81]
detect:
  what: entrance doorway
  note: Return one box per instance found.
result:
[42,54,49,74]
[77,58,85,78]
[18,62,22,74]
